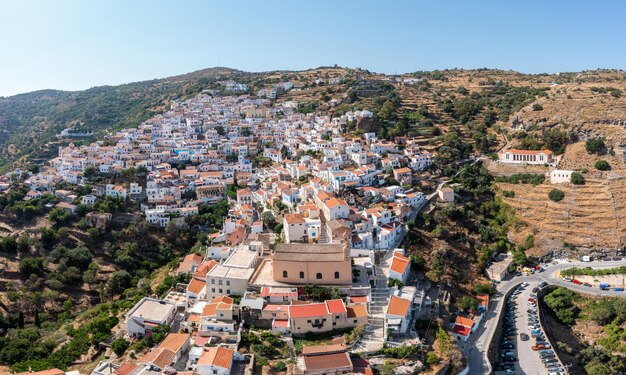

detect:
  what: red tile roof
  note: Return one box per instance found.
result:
[289,302,329,318]
[273,319,289,328]
[304,352,353,372]
[386,296,410,317]
[325,299,347,314]
[198,346,234,369]
[390,253,410,274]
[455,316,474,328]
[350,295,368,304]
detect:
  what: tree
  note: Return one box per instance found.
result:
[532,103,543,111]
[66,246,93,270]
[107,270,131,295]
[595,160,611,171]
[586,138,606,154]
[111,338,129,356]
[48,208,71,226]
[19,257,46,277]
[456,296,478,312]
[589,305,615,325]
[548,188,565,202]
[261,211,277,229]
[0,236,17,253]
[473,283,496,295]
[570,172,585,185]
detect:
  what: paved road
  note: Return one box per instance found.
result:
[466,259,626,374]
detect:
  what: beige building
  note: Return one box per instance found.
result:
[287,299,367,335]
[272,243,352,285]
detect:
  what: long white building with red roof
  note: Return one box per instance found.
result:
[497,148,555,165]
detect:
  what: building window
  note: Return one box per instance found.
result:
[211,288,215,292]
[299,271,305,279]
[283,270,288,278]
[211,279,215,284]
[219,289,223,293]
[316,273,322,279]
[227,289,230,294]
[334,271,340,279]
[226,281,230,286]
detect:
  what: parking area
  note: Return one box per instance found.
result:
[495,282,565,375]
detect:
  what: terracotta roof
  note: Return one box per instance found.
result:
[501,148,553,155]
[141,347,176,369]
[390,253,410,274]
[159,333,190,353]
[386,296,410,317]
[325,198,347,209]
[193,260,218,279]
[289,302,329,318]
[347,304,368,318]
[213,295,234,304]
[350,295,368,304]
[476,294,490,307]
[302,342,346,356]
[284,213,306,224]
[455,316,474,328]
[187,278,206,295]
[304,352,353,372]
[113,363,139,375]
[14,370,65,375]
[198,346,234,369]
[273,319,289,328]
[394,167,411,174]
[325,299,347,314]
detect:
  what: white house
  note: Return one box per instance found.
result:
[389,250,411,284]
[197,347,235,375]
[497,149,555,165]
[385,295,412,334]
[81,194,96,206]
[125,297,176,337]
[549,170,574,184]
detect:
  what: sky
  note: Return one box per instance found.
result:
[1,0,625,97]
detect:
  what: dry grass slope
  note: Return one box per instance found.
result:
[499,177,626,253]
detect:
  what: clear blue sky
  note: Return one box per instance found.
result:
[1,0,625,96]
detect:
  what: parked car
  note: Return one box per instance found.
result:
[520,333,529,341]
[540,282,548,288]
[583,282,592,287]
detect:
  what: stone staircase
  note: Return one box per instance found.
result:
[353,285,388,353]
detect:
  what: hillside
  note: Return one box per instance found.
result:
[2,67,624,174]
[0,67,249,171]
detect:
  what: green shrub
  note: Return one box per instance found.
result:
[571,172,585,185]
[548,188,565,202]
[111,338,129,356]
[595,160,611,171]
[426,351,440,365]
[586,138,606,154]
[502,190,515,198]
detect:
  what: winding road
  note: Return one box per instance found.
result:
[465,259,626,374]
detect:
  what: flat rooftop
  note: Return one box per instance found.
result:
[128,298,175,322]
[224,245,258,268]
[208,264,256,280]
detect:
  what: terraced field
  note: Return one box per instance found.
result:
[499,177,626,253]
